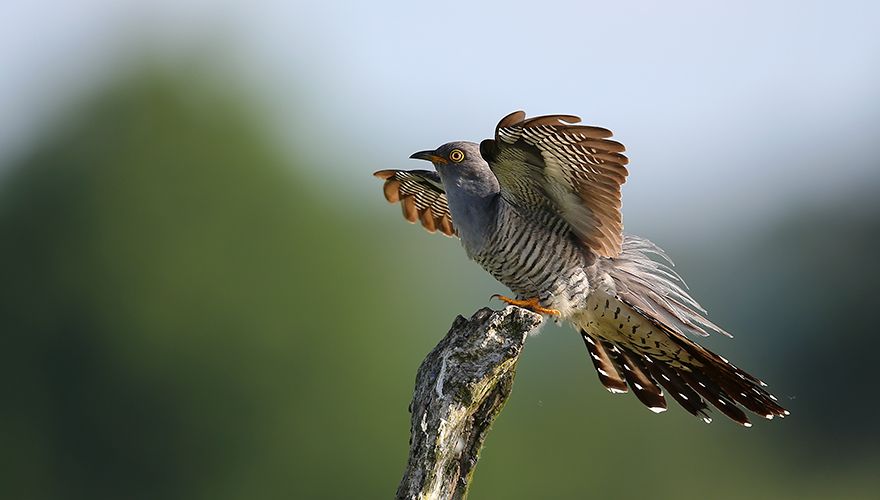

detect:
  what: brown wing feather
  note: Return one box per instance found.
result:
[374,169,456,237]
[481,111,628,258]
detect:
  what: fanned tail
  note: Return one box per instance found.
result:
[578,236,790,426]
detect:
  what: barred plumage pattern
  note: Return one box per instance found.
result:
[474,201,591,314]
[373,169,455,236]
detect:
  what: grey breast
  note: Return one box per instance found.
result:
[474,199,592,305]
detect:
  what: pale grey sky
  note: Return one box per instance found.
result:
[2,0,878,238]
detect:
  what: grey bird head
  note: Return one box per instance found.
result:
[409,141,497,197]
[410,141,500,253]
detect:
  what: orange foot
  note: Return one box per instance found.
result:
[490,294,560,316]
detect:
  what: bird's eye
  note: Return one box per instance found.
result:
[449,149,465,163]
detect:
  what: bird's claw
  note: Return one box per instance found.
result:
[490,294,560,316]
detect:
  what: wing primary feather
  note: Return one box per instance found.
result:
[374,169,457,237]
[496,110,526,131]
[383,179,401,202]
[488,111,628,258]
[521,114,581,127]
[401,196,418,222]
[419,206,436,232]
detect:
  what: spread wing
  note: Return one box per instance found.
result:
[479,111,629,258]
[373,169,456,237]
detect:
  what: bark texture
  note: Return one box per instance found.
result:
[397,306,544,500]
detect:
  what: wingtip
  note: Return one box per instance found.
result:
[382,179,401,202]
[521,114,583,128]
[373,169,395,180]
[402,196,420,222]
[497,110,527,130]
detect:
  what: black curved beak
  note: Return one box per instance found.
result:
[410,150,448,164]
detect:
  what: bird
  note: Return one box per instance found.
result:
[373,111,789,426]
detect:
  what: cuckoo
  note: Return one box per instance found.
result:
[374,111,789,426]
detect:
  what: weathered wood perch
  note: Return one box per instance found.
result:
[397,306,544,500]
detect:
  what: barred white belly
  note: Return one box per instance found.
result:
[473,202,592,318]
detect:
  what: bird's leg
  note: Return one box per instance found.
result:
[490,294,560,316]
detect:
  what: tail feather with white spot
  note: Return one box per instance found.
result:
[576,235,789,426]
[580,331,628,394]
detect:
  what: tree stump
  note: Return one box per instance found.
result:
[397,306,544,500]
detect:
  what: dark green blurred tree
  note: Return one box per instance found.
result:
[732,196,880,453]
[0,67,433,500]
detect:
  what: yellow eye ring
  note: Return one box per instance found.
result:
[449,149,465,163]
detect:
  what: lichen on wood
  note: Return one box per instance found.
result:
[397,306,544,500]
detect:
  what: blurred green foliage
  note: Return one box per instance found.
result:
[1,67,877,499]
